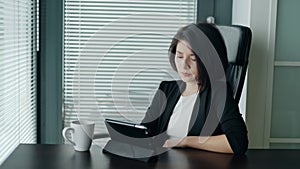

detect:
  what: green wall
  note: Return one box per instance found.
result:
[38,0,63,143]
[197,0,232,25]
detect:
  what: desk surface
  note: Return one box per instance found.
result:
[1,144,300,169]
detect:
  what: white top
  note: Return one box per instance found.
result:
[166,92,199,139]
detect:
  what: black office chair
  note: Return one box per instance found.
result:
[216,25,252,104]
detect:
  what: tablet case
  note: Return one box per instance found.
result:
[103,119,167,163]
[103,139,159,163]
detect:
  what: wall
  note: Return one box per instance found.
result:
[197,0,232,25]
[232,0,251,26]
[231,0,251,120]
[232,0,277,148]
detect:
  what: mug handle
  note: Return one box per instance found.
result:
[62,127,76,146]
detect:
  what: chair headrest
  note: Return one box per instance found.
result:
[216,25,252,66]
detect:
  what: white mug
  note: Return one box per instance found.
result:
[62,120,95,151]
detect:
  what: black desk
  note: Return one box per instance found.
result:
[0,144,299,169]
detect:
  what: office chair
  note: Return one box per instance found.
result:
[216,25,252,104]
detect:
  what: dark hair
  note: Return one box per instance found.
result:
[168,23,228,90]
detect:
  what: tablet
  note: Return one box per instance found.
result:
[104,118,151,147]
[103,118,167,162]
[105,119,149,138]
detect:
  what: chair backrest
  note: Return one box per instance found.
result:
[216,25,252,104]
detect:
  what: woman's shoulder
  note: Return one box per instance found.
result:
[159,80,183,87]
[158,80,184,92]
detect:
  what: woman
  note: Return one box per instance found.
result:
[141,23,248,155]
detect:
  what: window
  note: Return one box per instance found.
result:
[63,0,197,145]
[0,0,37,164]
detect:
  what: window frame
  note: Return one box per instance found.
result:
[38,0,232,144]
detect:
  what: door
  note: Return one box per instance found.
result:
[268,0,300,148]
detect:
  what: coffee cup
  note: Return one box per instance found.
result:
[62,120,95,151]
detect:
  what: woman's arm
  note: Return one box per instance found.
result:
[163,134,233,154]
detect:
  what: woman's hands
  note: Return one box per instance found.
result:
[163,135,234,154]
[163,137,187,148]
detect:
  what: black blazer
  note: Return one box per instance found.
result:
[141,80,248,155]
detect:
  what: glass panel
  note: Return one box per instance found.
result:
[270,67,300,138]
[275,0,300,61]
[270,143,300,149]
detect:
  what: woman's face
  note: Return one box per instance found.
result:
[175,40,199,84]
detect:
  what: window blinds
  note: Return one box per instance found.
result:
[0,0,37,164]
[63,0,197,143]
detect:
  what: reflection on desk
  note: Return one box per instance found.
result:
[0,144,300,169]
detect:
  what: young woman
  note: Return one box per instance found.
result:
[141,23,248,155]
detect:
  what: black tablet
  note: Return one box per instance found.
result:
[105,118,150,140]
[103,118,167,162]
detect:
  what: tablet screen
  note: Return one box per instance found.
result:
[105,119,150,138]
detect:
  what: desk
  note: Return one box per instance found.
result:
[0,144,299,169]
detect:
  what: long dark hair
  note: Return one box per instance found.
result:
[168,23,228,90]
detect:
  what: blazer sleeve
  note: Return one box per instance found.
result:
[141,81,168,136]
[219,85,249,155]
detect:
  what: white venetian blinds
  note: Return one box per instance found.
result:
[63,0,197,136]
[0,0,37,164]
